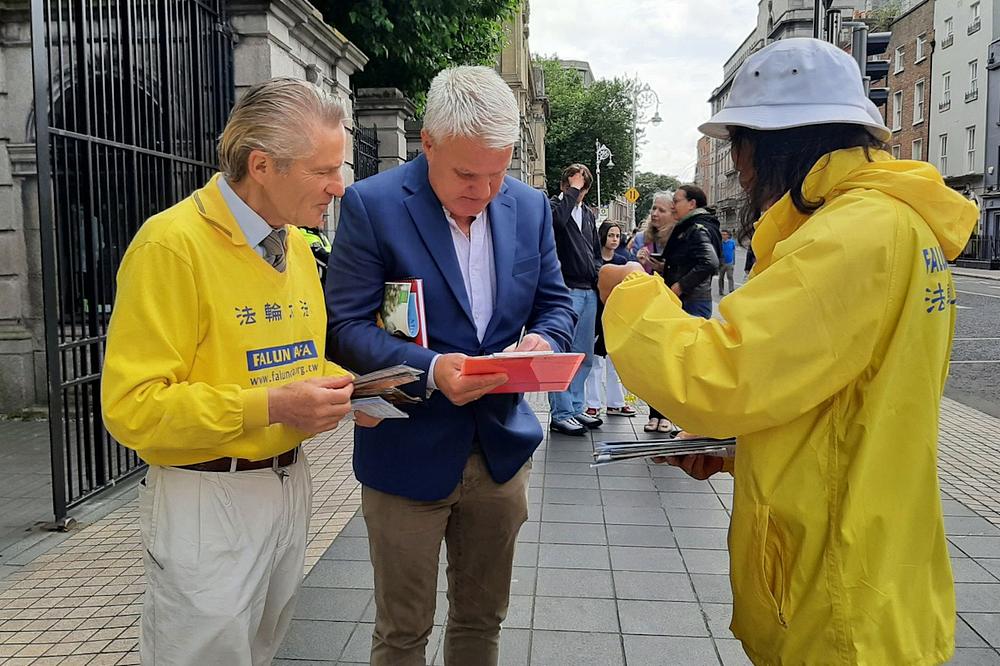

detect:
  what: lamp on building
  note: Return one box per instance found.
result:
[595,139,614,211]
[630,78,662,227]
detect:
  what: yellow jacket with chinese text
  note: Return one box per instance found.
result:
[604,148,977,665]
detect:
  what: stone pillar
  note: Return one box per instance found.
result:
[354,88,416,172]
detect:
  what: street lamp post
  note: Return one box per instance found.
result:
[630,77,662,229]
[595,139,614,214]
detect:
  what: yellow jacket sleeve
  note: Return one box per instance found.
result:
[101,242,270,454]
[603,213,894,438]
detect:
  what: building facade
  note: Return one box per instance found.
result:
[976,34,1000,267]
[928,0,991,210]
[558,60,595,87]
[498,2,549,188]
[885,1,936,161]
[694,135,714,212]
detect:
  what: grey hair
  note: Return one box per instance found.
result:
[218,77,346,182]
[651,190,674,205]
[423,66,520,149]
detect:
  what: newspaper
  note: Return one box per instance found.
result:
[592,437,736,467]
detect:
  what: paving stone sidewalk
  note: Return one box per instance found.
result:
[0,396,995,664]
[276,396,1000,666]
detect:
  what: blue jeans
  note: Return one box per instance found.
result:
[683,299,713,318]
[549,288,597,422]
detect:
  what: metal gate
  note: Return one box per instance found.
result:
[353,123,380,181]
[30,0,235,523]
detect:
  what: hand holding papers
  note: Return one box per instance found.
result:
[352,365,424,408]
[350,396,409,420]
[592,436,736,467]
[460,352,585,394]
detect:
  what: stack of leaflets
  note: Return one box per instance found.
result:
[592,437,736,467]
[350,365,424,419]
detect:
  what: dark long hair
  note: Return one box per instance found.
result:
[598,220,623,248]
[730,124,885,244]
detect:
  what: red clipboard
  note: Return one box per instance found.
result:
[460,352,585,393]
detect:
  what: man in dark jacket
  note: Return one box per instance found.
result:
[664,184,721,318]
[548,164,603,435]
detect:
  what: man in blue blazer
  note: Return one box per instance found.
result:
[325,66,575,666]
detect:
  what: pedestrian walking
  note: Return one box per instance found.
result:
[719,229,736,294]
[599,38,976,666]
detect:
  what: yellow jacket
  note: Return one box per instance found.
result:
[102,175,348,466]
[604,149,977,665]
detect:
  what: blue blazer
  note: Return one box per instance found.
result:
[325,155,576,501]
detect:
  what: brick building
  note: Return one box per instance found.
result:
[885,0,936,161]
[694,135,714,207]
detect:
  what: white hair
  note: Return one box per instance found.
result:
[219,77,346,182]
[423,66,520,149]
[651,190,674,204]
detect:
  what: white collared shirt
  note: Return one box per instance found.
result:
[217,176,277,258]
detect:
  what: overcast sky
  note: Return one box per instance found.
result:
[529,0,759,180]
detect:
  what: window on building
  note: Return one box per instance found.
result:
[913,80,925,123]
[892,91,903,131]
[969,60,978,95]
[968,2,981,34]
[942,72,951,107]
[894,46,905,73]
[939,133,948,173]
[912,139,923,161]
[891,145,901,159]
[943,17,954,47]
[966,126,976,172]
[915,34,927,62]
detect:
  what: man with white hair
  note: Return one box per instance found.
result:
[102,78,376,665]
[326,65,576,665]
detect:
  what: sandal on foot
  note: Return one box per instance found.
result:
[584,407,600,417]
[657,419,676,433]
[644,418,659,432]
[606,405,637,417]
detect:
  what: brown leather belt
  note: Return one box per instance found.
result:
[175,447,300,473]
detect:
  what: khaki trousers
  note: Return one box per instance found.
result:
[363,453,531,666]
[138,458,311,666]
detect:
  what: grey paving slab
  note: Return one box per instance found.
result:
[603,506,669,526]
[958,616,995,649]
[682,549,731,575]
[542,487,603,506]
[690,574,734,604]
[338,623,375,664]
[963,613,1000,649]
[944,498,982,517]
[541,504,604,524]
[536,567,614,598]
[598,476,658,491]
[513,542,539,567]
[602,490,664,508]
[542,461,597,476]
[530,630,624,666]
[716,638,754,666]
[543,473,600,489]
[606,524,675,548]
[305,560,374,589]
[545,450,598,463]
[954,558,1000,583]
[517,522,540,543]
[948,647,1000,664]
[538,543,610,569]
[295,587,373,622]
[666,508,732,528]
[321,537,370,561]
[617,600,710,637]
[496,628,531,666]
[955,583,1000,613]
[532,596,619,632]
[510,566,537,597]
[623,635,721,666]
[539,522,607,545]
[339,516,368,537]
[277,619,354,661]
[610,546,686,573]
[599,462,656,477]
[951,536,1000,558]
[673,527,730,550]
[701,603,734,639]
[612,571,696,602]
[980,559,1000,579]
[504,594,534,630]
[660,491,728,510]
[947,516,1000,537]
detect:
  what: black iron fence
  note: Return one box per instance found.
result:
[959,235,1000,264]
[353,123,380,181]
[31,0,235,523]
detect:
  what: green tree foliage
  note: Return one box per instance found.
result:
[633,171,681,223]
[314,0,521,103]
[539,58,635,205]
[868,0,903,31]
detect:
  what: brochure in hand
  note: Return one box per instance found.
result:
[377,279,428,348]
[350,396,409,420]
[460,351,585,394]
[352,365,424,406]
[592,436,736,467]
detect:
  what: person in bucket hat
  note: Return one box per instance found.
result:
[599,38,977,665]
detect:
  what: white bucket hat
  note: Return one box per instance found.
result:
[698,38,891,142]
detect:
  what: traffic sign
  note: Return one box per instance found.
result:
[624,187,640,203]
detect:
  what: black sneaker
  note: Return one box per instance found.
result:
[575,412,603,429]
[550,418,587,436]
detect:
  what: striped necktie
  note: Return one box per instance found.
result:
[260,228,286,272]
